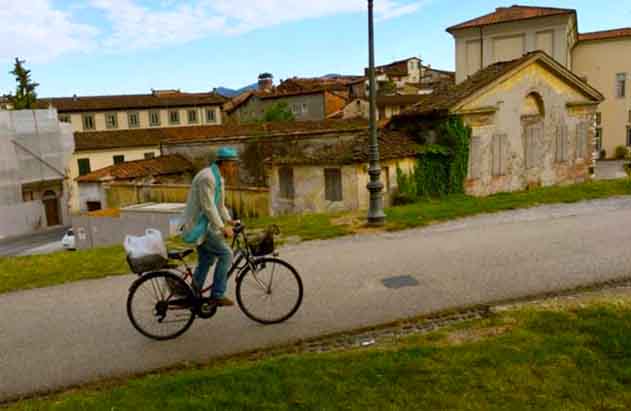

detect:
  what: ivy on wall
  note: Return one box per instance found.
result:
[395,116,471,204]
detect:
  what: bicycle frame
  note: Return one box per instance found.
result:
[169,226,260,295]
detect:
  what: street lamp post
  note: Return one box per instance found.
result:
[366,0,385,226]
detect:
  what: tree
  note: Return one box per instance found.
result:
[10,58,39,109]
[262,102,295,122]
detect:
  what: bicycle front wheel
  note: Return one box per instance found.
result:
[236,258,303,325]
[127,271,196,341]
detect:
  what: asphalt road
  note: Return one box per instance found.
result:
[0,227,68,257]
[2,198,631,401]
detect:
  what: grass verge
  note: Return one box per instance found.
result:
[5,296,631,410]
[1,179,629,295]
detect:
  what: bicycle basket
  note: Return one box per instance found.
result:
[249,225,280,257]
[127,254,168,275]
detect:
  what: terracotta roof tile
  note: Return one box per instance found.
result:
[76,154,193,183]
[267,129,422,166]
[579,28,631,42]
[75,120,370,151]
[447,5,575,32]
[34,92,226,113]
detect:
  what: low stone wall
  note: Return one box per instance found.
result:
[105,183,271,218]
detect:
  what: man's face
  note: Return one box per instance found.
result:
[218,160,239,183]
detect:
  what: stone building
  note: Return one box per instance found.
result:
[75,154,194,212]
[395,51,603,197]
[447,4,631,157]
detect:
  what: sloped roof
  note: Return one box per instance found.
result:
[399,51,603,117]
[447,5,575,33]
[267,129,422,166]
[34,91,227,113]
[75,119,370,151]
[76,154,193,183]
[579,28,631,42]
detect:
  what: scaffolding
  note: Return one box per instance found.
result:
[0,108,74,206]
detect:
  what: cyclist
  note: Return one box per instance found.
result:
[180,147,240,307]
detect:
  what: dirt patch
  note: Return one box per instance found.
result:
[445,325,513,346]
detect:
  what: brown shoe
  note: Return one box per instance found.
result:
[210,297,235,307]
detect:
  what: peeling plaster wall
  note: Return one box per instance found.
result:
[461,63,596,196]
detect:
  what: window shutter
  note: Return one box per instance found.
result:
[491,134,508,176]
[576,122,589,159]
[555,123,568,162]
[324,169,343,202]
[469,136,481,179]
[278,167,294,199]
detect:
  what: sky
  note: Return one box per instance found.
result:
[1,0,629,97]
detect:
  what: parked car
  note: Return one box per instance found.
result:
[62,229,76,251]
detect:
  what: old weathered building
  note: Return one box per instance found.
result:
[396,51,603,196]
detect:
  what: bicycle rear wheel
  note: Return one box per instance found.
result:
[127,271,196,340]
[236,258,303,325]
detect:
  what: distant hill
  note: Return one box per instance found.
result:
[215,84,257,98]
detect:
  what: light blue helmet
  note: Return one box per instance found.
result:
[215,147,239,162]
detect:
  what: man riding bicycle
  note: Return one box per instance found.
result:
[180,147,240,307]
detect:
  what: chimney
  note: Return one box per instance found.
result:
[258,73,274,92]
[72,94,78,101]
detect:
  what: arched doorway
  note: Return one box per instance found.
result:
[42,190,61,227]
[521,92,545,170]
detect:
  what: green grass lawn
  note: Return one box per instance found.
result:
[6,298,631,410]
[1,179,629,295]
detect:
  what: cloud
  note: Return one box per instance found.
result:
[0,0,98,63]
[92,0,424,49]
[0,0,424,62]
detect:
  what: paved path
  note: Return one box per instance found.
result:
[2,198,631,401]
[0,227,68,257]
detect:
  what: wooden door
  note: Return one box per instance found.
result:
[43,191,60,227]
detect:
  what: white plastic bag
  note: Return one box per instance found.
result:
[124,229,167,260]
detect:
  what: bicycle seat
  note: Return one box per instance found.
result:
[168,249,194,260]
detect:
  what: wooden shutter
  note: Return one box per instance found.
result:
[278,167,294,199]
[469,136,481,179]
[324,169,343,202]
[555,123,568,162]
[576,122,589,159]
[492,134,508,176]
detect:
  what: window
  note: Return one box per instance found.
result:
[82,113,95,130]
[86,201,102,212]
[576,122,589,159]
[525,124,542,169]
[291,104,299,114]
[144,152,155,160]
[492,134,508,176]
[149,110,161,126]
[627,127,631,147]
[595,128,603,152]
[113,155,125,165]
[616,73,626,98]
[169,110,180,125]
[206,108,216,123]
[301,103,308,114]
[324,168,343,202]
[468,136,481,179]
[629,110,631,124]
[104,112,118,129]
[58,114,71,123]
[23,191,34,202]
[595,112,602,126]
[128,112,140,128]
[188,110,198,124]
[77,158,91,176]
[555,124,568,163]
[278,167,295,199]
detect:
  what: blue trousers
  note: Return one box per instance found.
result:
[193,231,233,299]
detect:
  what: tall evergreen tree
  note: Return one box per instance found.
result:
[10,58,39,109]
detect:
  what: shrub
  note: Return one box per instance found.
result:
[614,145,628,160]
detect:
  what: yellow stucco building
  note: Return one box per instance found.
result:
[448,5,631,157]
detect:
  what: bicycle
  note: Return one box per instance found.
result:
[126,223,304,340]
